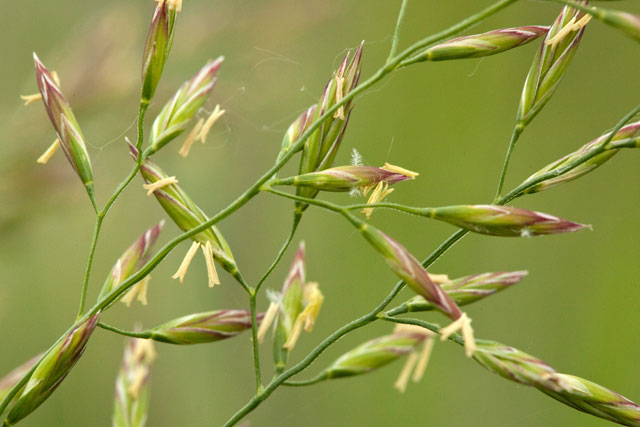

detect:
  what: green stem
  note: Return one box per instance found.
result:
[282,372,329,387]
[75,103,149,319]
[75,215,104,320]
[249,292,263,392]
[378,316,464,347]
[387,0,410,63]
[391,0,520,69]
[502,105,640,204]
[97,322,152,339]
[255,214,302,293]
[494,122,525,202]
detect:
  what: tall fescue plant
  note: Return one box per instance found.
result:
[3,0,640,425]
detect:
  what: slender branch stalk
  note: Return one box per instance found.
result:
[387,0,410,63]
[75,103,150,319]
[255,214,301,293]
[494,122,525,202]
[282,372,329,387]
[97,322,153,339]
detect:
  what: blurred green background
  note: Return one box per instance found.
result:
[1,1,639,426]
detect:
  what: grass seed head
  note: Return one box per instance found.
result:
[405,270,527,312]
[142,0,177,102]
[431,205,589,237]
[517,3,589,126]
[148,58,223,154]
[6,314,99,425]
[149,310,261,344]
[33,54,95,203]
[422,26,549,61]
[324,325,431,379]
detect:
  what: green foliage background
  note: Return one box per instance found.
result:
[0,1,639,425]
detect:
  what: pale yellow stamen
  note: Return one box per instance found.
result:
[393,323,427,334]
[382,163,419,179]
[439,312,476,357]
[143,176,178,195]
[120,276,152,307]
[394,352,418,393]
[333,76,345,120]
[198,105,225,144]
[21,72,59,106]
[283,282,324,350]
[179,118,205,157]
[171,241,200,284]
[202,241,221,287]
[545,14,591,50]
[20,94,42,106]
[573,14,592,30]
[428,273,450,285]
[37,139,61,164]
[361,181,394,219]
[545,17,576,49]
[412,334,435,383]
[257,301,279,344]
[301,282,324,332]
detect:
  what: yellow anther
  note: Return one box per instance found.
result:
[301,282,324,332]
[412,333,435,383]
[36,139,61,164]
[439,312,476,357]
[178,118,204,157]
[393,352,418,393]
[333,76,346,120]
[202,241,221,287]
[21,72,59,106]
[143,176,178,195]
[198,104,225,144]
[545,17,576,49]
[257,301,279,344]
[120,275,151,307]
[171,241,200,284]
[20,94,42,106]
[361,181,394,219]
[545,14,591,50]
[382,162,419,179]
[428,273,450,285]
[283,282,324,350]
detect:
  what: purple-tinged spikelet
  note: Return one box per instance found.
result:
[429,205,588,237]
[113,338,156,427]
[149,310,262,345]
[359,224,463,321]
[148,58,223,154]
[287,43,363,214]
[420,26,549,61]
[33,54,95,204]
[6,314,99,425]
[474,339,640,425]
[524,121,640,193]
[404,271,527,312]
[324,327,431,379]
[518,3,590,126]
[130,143,237,275]
[0,355,42,404]
[98,222,164,303]
[141,0,177,102]
[279,166,411,192]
